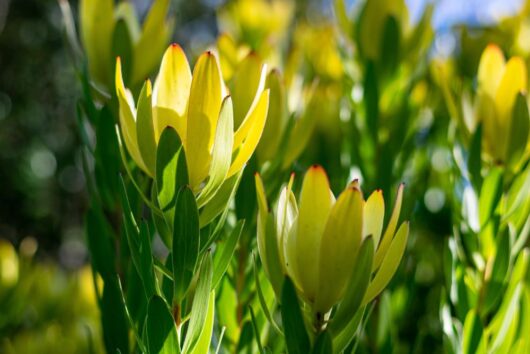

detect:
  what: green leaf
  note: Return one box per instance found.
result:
[138,221,157,299]
[101,280,130,354]
[111,18,134,85]
[85,205,115,281]
[253,253,283,335]
[483,232,511,315]
[507,93,530,168]
[182,254,214,353]
[468,123,483,191]
[462,311,483,354]
[330,236,374,334]
[249,307,266,354]
[331,306,365,353]
[264,213,285,299]
[364,222,409,304]
[136,80,157,176]
[363,60,379,140]
[199,170,243,230]
[311,331,333,354]
[490,284,522,352]
[478,167,503,229]
[146,295,180,354]
[172,186,200,303]
[212,221,244,289]
[190,291,216,354]
[281,277,310,354]
[197,96,234,207]
[379,15,400,77]
[156,127,188,240]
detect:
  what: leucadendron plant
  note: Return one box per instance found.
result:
[255,165,409,352]
[107,43,271,353]
[439,44,530,354]
[116,44,269,242]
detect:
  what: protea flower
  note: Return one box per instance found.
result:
[255,166,409,319]
[115,44,269,204]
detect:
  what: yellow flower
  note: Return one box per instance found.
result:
[80,0,172,90]
[476,44,528,162]
[116,44,270,201]
[217,0,294,59]
[255,166,409,316]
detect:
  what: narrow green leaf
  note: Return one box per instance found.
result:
[331,306,365,353]
[364,222,409,304]
[363,60,379,140]
[468,123,483,191]
[85,206,115,281]
[462,311,483,354]
[182,254,213,353]
[190,291,216,354]
[136,80,157,176]
[311,331,333,354]
[507,93,529,168]
[199,170,243,230]
[379,15,400,77]
[330,236,374,334]
[212,221,245,289]
[490,284,522,352]
[483,232,511,315]
[253,253,283,335]
[172,186,200,303]
[281,276,310,354]
[111,18,134,84]
[138,221,157,298]
[146,295,180,354]
[264,213,284,298]
[478,167,503,229]
[156,127,188,238]
[249,307,266,354]
[197,96,234,207]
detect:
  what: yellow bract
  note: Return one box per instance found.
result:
[477,44,528,162]
[116,44,269,197]
[256,166,409,315]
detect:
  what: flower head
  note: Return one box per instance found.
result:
[116,44,269,203]
[476,44,528,163]
[255,166,408,316]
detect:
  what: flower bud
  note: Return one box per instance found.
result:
[116,45,269,204]
[476,44,528,164]
[256,166,409,318]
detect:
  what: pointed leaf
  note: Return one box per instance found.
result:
[156,127,188,234]
[136,79,156,176]
[197,96,234,207]
[212,221,244,289]
[330,236,374,334]
[190,291,215,354]
[281,277,310,354]
[182,254,214,353]
[373,184,404,270]
[227,90,270,178]
[172,186,200,302]
[364,222,409,304]
[146,295,180,354]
